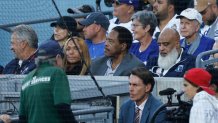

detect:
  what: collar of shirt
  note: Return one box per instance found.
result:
[135,98,148,122]
[104,58,120,76]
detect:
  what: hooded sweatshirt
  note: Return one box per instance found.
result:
[189,91,218,123]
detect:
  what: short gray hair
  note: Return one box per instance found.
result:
[131,11,157,36]
[12,24,38,48]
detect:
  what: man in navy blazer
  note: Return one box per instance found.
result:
[119,67,166,123]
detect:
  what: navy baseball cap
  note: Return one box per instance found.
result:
[114,0,139,9]
[79,12,110,30]
[67,4,95,14]
[50,16,77,35]
[38,40,63,58]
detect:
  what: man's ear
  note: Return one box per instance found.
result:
[55,54,64,68]
[127,5,134,14]
[144,25,151,32]
[121,43,127,51]
[145,83,152,93]
[168,4,174,13]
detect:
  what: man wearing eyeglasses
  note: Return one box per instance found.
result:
[107,0,140,34]
[195,0,218,41]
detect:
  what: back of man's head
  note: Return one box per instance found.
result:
[130,67,155,92]
[12,24,38,49]
[112,26,133,51]
[36,40,63,67]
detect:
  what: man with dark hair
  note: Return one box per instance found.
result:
[152,0,181,40]
[19,40,77,123]
[195,0,218,41]
[119,67,165,123]
[91,26,145,76]
[3,24,38,74]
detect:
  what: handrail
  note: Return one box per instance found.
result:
[196,49,218,68]
[73,106,114,115]
[9,106,114,123]
[0,10,113,29]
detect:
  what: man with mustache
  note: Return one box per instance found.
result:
[90,26,145,76]
[146,28,195,77]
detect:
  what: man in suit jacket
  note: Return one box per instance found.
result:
[90,26,145,76]
[119,67,166,123]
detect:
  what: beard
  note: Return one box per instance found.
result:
[158,48,179,70]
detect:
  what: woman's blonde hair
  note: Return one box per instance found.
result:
[63,37,91,75]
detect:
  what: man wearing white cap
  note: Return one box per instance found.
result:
[195,0,218,41]
[177,8,215,60]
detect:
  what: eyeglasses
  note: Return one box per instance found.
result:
[131,24,144,28]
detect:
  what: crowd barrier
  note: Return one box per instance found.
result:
[0,75,184,123]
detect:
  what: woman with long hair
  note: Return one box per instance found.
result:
[63,37,91,75]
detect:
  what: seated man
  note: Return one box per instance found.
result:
[90,26,145,76]
[3,24,38,74]
[119,67,165,123]
[146,28,196,77]
[177,8,215,60]
[79,12,109,59]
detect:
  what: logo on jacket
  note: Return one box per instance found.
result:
[175,65,184,72]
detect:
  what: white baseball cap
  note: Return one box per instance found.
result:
[176,8,203,24]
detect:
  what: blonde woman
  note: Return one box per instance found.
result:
[63,37,91,75]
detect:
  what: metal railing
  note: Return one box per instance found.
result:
[0,11,113,30]
[196,49,218,68]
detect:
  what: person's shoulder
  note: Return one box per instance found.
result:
[201,35,215,43]
[109,18,118,23]
[121,99,134,108]
[5,58,19,66]
[149,94,163,107]
[91,56,108,66]
[127,53,145,65]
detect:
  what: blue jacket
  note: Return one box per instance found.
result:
[3,53,36,74]
[129,39,159,65]
[119,94,166,123]
[146,50,196,77]
[180,35,215,60]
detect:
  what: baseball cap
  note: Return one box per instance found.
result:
[176,8,203,24]
[184,68,215,95]
[79,12,110,30]
[113,0,139,9]
[38,40,63,58]
[67,4,95,14]
[50,16,77,35]
[195,0,216,12]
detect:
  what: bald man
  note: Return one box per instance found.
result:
[146,28,196,77]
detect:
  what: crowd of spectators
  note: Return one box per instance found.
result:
[0,0,218,123]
